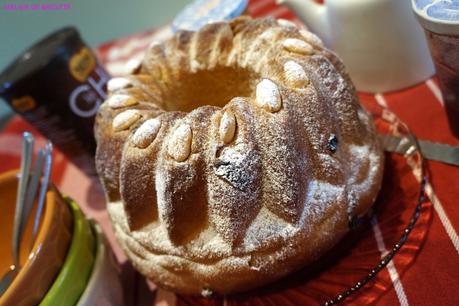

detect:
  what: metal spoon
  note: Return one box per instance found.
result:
[29,141,53,251]
[22,149,45,250]
[12,132,34,270]
[0,137,53,296]
[0,132,34,296]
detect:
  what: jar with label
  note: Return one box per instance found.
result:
[0,27,110,176]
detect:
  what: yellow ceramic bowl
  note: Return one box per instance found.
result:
[0,169,73,306]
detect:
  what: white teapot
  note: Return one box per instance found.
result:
[277,0,435,93]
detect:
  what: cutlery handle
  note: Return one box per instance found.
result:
[12,132,34,269]
[30,141,53,251]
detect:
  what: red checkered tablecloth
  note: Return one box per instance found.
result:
[1,0,458,305]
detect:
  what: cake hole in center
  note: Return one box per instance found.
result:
[162,66,258,112]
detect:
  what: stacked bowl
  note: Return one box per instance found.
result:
[0,169,124,306]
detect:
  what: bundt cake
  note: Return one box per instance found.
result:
[95,16,384,295]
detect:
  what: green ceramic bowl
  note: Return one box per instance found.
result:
[39,197,95,306]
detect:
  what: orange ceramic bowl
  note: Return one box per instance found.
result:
[0,169,73,306]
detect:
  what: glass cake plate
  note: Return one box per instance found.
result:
[172,103,433,306]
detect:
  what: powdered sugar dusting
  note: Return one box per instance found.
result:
[318,153,343,179]
[301,180,345,228]
[346,144,381,216]
[112,109,141,131]
[243,29,276,67]
[243,207,296,251]
[214,149,258,191]
[132,118,161,148]
[317,60,347,99]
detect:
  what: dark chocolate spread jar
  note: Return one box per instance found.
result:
[0,27,110,175]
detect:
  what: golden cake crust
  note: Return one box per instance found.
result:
[95,17,384,295]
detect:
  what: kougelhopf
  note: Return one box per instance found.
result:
[95,17,384,295]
